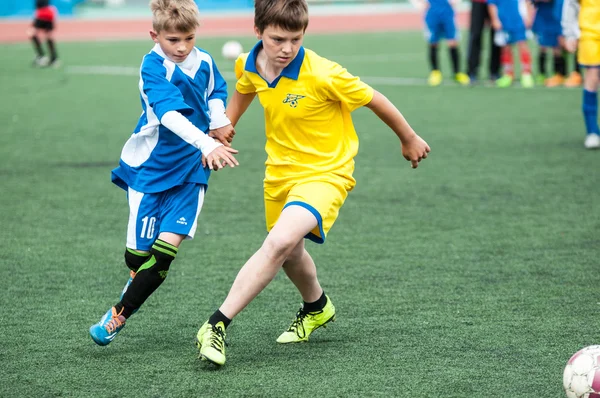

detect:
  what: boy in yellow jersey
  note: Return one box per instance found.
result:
[562,0,600,148]
[195,0,430,366]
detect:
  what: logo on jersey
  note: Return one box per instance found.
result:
[177,217,187,226]
[283,93,305,108]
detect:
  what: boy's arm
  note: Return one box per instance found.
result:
[209,90,256,143]
[365,90,430,169]
[226,90,257,127]
[207,57,235,146]
[140,62,238,170]
[487,3,503,30]
[561,0,580,52]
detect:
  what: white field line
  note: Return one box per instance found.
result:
[66,65,427,86]
[65,65,562,89]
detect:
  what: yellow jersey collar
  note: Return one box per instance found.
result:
[245,41,305,85]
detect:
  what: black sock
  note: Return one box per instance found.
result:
[209,310,231,329]
[303,291,327,313]
[449,47,460,74]
[554,53,566,76]
[574,51,581,73]
[119,240,178,318]
[429,45,438,71]
[31,36,44,57]
[46,38,57,62]
[538,50,547,76]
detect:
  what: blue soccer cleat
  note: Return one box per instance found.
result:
[89,307,126,346]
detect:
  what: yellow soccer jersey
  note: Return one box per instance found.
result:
[234,43,374,184]
[580,0,600,40]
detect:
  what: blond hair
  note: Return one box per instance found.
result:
[254,0,309,34]
[150,0,200,33]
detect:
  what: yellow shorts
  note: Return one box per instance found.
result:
[578,38,600,67]
[264,174,355,244]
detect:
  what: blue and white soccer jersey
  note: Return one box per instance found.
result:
[532,0,563,47]
[111,44,227,249]
[424,0,458,43]
[489,0,527,43]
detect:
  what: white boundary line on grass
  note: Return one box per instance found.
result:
[65,65,427,86]
[65,65,562,90]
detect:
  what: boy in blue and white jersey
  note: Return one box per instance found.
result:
[89,0,239,346]
[413,0,471,85]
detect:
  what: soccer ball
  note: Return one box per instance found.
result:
[563,345,600,397]
[221,41,243,60]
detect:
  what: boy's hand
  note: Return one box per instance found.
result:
[202,145,239,171]
[209,124,236,147]
[401,135,430,169]
[492,20,502,31]
[564,38,578,53]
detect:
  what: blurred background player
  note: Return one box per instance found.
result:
[488,0,535,87]
[411,0,471,86]
[88,0,239,346]
[562,0,600,148]
[556,0,583,87]
[530,0,566,86]
[466,0,502,83]
[29,0,59,67]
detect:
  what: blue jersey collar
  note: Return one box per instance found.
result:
[245,40,305,82]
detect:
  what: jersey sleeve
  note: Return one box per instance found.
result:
[561,0,580,39]
[234,53,257,95]
[208,57,228,104]
[207,56,231,129]
[140,58,193,121]
[322,61,374,112]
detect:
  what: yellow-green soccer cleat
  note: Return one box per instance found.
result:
[520,73,534,88]
[196,321,227,366]
[276,296,336,344]
[454,72,470,85]
[428,70,443,87]
[496,74,513,88]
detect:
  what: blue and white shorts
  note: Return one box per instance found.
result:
[126,183,206,251]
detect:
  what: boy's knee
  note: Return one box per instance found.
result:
[263,235,298,262]
[124,248,151,272]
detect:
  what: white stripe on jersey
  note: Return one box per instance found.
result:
[126,188,144,249]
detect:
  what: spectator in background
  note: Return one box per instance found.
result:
[530,0,566,86]
[466,0,502,83]
[29,0,59,67]
[411,0,471,86]
[562,0,600,148]
[411,0,469,86]
[488,0,534,88]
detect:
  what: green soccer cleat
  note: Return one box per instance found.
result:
[276,296,336,344]
[535,74,546,85]
[520,73,534,88]
[428,70,443,87]
[496,75,513,88]
[196,321,227,366]
[454,72,470,86]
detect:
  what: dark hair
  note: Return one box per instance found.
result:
[254,0,309,33]
[36,0,50,9]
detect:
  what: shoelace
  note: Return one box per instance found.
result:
[105,308,125,334]
[209,325,226,352]
[287,309,309,338]
[105,316,124,334]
